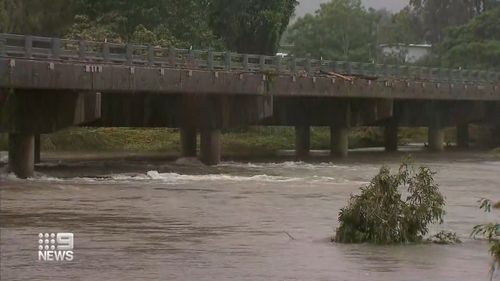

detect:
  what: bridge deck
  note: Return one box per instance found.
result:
[0,34,499,100]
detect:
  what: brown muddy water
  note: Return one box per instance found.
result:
[0,149,499,280]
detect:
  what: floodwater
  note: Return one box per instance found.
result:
[0,150,499,281]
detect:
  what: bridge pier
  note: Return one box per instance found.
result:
[8,133,35,179]
[200,129,221,165]
[457,123,469,149]
[428,117,445,152]
[180,127,197,157]
[384,118,399,152]
[34,134,41,164]
[295,125,310,160]
[331,126,349,158]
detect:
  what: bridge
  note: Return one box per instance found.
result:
[1,33,500,178]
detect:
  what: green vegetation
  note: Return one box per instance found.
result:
[334,159,446,244]
[436,7,500,69]
[284,0,500,67]
[471,199,499,279]
[0,0,296,54]
[0,127,388,155]
[286,0,377,61]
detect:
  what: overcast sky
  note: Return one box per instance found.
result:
[296,0,410,18]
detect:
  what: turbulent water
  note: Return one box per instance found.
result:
[0,151,499,280]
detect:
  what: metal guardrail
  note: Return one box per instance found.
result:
[1,33,499,83]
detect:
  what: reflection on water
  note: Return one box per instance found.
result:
[0,152,499,280]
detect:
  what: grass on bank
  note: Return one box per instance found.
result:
[0,126,483,155]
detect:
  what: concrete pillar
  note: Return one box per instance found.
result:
[456,123,469,149]
[384,120,399,152]
[428,123,445,152]
[331,126,349,158]
[180,127,197,157]
[295,125,310,160]
[200,129,221,165]
[34,134,41,164]
[8,133,35,179]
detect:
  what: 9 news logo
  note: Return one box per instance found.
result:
[37,233,74,262]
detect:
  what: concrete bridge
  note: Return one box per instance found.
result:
[1,33,500,178]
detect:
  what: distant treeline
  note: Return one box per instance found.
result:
[0,0,498,68]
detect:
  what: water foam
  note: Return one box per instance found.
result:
[1,169,357,185]
[218,161,355,170]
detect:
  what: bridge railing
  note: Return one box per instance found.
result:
[1,33,499,83]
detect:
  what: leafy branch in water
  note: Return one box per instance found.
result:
[334,158,446,244]
[471,198,499,280]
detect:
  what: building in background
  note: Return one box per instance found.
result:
[379,43,432,63]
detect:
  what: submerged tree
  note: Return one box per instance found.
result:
[471,199,499,280]
[334,160,445,244]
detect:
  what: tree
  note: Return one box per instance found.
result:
[209,0,298,55]
[0,0,75,35]
[408,0,498,43]
[68,0,221,48]
[471,199,499,280]
[436,7,500,69]
[286,0,376,62]
[334,160,445,244]
[376,7,423,45]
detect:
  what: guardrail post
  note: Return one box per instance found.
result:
[305,58,311,75]
[102,43,110,62]
[290,57,297,74]
[225,51,231,71]
[274,55,281,72]
[25,36,33,58]
[259,55,266,71]
[0,36,6,56]
[126,44,134,65]
[169,47,177,67]
[147,45,154,66]
[51,38,61,59]
[78,40,86,59]
[207,49,214,70]
[242,54,249,71]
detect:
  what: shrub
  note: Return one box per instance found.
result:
[334,159,446,244]
[471,199,499,280]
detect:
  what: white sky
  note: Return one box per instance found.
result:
[296,0,410,18]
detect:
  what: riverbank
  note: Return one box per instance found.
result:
[0,126,437,155]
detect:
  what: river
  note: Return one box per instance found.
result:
[0,150,498,280]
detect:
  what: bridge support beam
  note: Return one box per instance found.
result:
[428,117,444,152]
[200,129,221,165]
[457,123,469,149]
[330,101,351,158]
[8,133,35,179]
[295,125,310,160]
[180,127,197,157]
[331,126,349,158]
[384,119,399,152]
[34,134,41,164]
